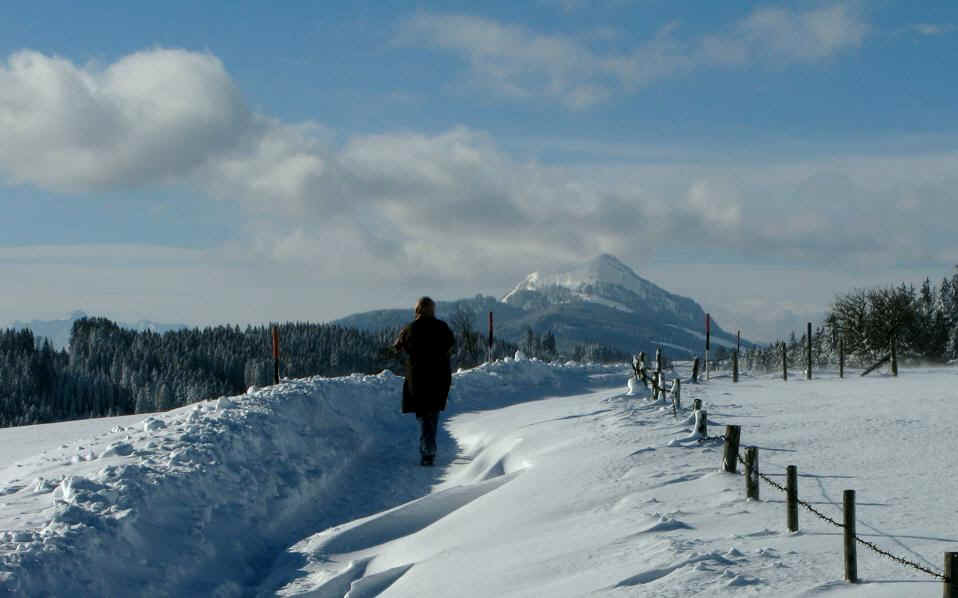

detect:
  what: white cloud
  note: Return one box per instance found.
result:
[397,4,868,108]
[908,23,958,36]
[3,46,957,336]
[0,244,207,265]
[706,3,868,64]
[3,45,951,283]
[395,14,615,109]
[0,49,251,190]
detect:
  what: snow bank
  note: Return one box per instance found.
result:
[0,359,617,596]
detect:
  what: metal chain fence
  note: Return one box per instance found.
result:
[728,449,950,582]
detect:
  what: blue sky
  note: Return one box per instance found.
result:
[1,1,957,340]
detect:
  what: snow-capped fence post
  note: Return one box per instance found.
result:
[671,378,681,416]
[782,343,788,381]
[655,347,662,377]
[694,408,707,438]
[636,352,649,387]
[745,447,759,500]
[692,398,702,411]
[806,322,813,380]
[844,489,858,583]
[944,552,957,598]
[732,350,739,383]
[272,326,280,385]
[656,372,665,401]
[786,465,798,532]
[839,339,845,379]
[722,425,741,473]
[891,336,898,377]
[691,357,700,384]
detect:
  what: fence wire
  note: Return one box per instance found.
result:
[729,450,950,582]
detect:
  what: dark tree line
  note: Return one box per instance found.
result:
[447,306,519,369]
[445,305,629,365]
[744,325,833,372]
[0,314,630,428]
[0,318,403,428]
[518,324,631,363]
[746,269,958,371]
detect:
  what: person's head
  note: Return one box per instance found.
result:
[415,296,436,319]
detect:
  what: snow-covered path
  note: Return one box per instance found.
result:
[1,361,955,596]
[0,360,622,596]
[261,368,958,597]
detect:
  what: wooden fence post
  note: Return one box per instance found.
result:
[723,425,741,473]
[839,339,845,379]
[695,408,708,438]
[944,552,957,598]
[671,378,681,416]
[272,326,280,385]
[488,311,494,361]
[782,343,788,381]
[656,347,663,376]
[692,398,702,411]
[733,350,739,383]
[706,313,711,381]
[891,336,898,377]
[745,447,759,500]
[844,489,858,583]
[691,357,700,384]
[786,465,798,532]
[806,322,813,380]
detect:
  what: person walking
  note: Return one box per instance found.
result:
[393,297,456,466]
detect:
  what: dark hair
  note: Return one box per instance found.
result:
[415,296,435,317]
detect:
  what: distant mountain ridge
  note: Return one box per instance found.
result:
[9,310,187,350]
[336,254,746,357]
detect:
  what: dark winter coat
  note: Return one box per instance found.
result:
[394,315,455,415]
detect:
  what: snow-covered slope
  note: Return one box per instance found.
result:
[5,360,952,596]
[0,359,619,596]
[260,365,958,597]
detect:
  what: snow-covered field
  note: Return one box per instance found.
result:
[1,359,955,596]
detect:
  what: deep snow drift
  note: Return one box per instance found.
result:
[0,358,619,596]
[1,360,956,597]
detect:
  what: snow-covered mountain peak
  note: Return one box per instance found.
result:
[502,254,657,304]
[499,253,709,330]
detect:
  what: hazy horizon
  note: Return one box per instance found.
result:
[6,251,949,345]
